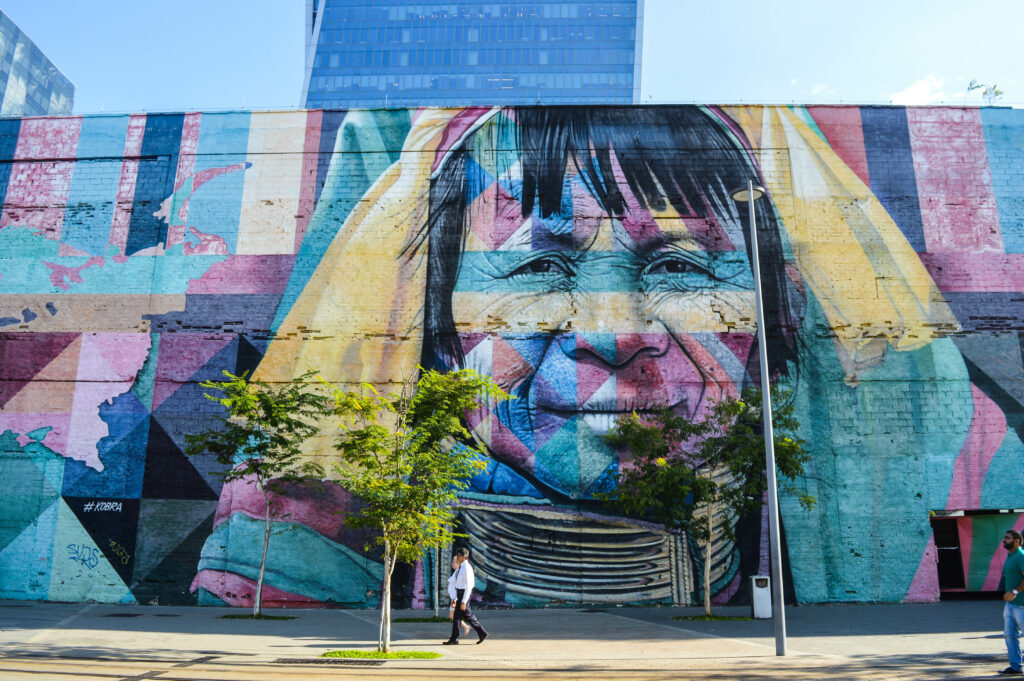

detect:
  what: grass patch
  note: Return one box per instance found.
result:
[673,614,752,622]
[321,650,442,660]
[392,616,451,623]
[219,614,298,620]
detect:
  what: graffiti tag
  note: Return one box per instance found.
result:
[82,501,122,512]
[66,543,100,569]
[108,539,131,565]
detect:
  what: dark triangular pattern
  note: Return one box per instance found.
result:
[235,335,265,376]
[960,355,1024,446]
[130,510,215,605]
[132,498,218,588]
[151,337,243,496]
[142,418,217,500]
[64,496,141,587]
[0,332,79,407]
[955,335,1024,407]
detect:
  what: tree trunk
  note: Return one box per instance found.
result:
[255,479,272,617]
[378,538,386,651]
[704,495,712,616]
[384,553,395,653]
[378,535,394,653]
[432,546,440,619]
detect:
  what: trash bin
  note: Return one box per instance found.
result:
[751,575,771,619]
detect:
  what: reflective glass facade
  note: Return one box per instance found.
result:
[302,1,643,108]
[0,11,74,116]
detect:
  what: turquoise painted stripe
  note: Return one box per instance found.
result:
[188,112,251,254]
[196,513,383,607]
[61,116,131,255]
[454,250,753,293]
[981,108,1024,253]
[0,226,223,294]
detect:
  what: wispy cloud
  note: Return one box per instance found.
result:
[811,83,836,98]
[891,75,947,105]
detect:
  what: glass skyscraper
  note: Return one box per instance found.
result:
[302,1,643,108]
[0,11,74,116]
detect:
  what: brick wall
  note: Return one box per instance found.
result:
[1,105,1022,607]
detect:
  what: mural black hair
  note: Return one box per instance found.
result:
[421,105,801,384]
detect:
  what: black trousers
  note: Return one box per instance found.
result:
[449,597,486,642]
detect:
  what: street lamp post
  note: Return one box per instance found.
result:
[731,179,787,656]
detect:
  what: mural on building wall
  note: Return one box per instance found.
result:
[1,105,1023,608]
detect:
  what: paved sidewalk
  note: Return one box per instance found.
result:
[0,598,1012,680]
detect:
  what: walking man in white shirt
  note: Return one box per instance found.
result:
[443,547,488,645]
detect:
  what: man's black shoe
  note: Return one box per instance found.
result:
[998,667,1023,675]
[442,640,459,646]
[477,632,488,644]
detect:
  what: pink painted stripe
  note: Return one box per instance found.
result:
[211,474,355,543]
[175,112,202,190]
[166,112,201,248]
[920,253,1024,292]
[907,108,1002,253]
[294,110,321,252]
[186,254,296,294]
[190,569,331,608]
[904,534,940,602]
[947,384,1008,511]
[983,515,1024,591]
[758,491,770,577]
[109,114,147,254]
[431,106,494,174]
[412,559,426,609]
[807,106,870,187]
[0,117,82,239]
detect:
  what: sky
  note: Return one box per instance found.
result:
[1,0,1020,114]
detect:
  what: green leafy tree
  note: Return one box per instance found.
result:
[326,368,508,653]
[185,371,332,616]
[967,79,1005,104]
[604,386,814,615]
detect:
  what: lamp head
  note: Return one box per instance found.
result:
[730,185,766,202]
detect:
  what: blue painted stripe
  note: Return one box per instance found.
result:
[860,107,925,252]
[125,114,184,256]
[314,110,346,207]
[61,116,131,255]
[0,118,22,209]
[981,108,1024,254]
[188,112,251,254]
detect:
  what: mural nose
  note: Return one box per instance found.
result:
[555,332,670,368]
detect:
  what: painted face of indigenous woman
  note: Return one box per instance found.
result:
[444,147,759,501]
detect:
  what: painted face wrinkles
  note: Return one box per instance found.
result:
[448,151,758,499]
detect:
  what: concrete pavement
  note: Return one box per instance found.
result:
[0,598,1014,680]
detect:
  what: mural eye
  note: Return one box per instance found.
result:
[645,255,708,277]
[650,260,694,274]
[509,257,571,277]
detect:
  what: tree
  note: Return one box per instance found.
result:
[967,79,1004,105]
[326,368,508,653]
[603,386,814,615]
[185,371,332,616]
